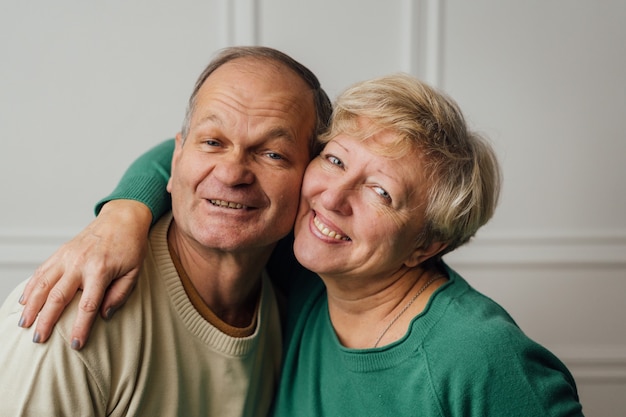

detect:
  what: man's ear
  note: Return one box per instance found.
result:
[404,241,448,268]
[167,133,184,193]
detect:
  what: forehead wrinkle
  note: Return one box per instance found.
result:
[262,126,296,144]
[192,107,298,148]
[195,113,223,127]
[194,82,296,121]
[192,63,314,148]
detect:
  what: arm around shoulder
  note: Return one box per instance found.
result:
[95,138,175,222]
[18,138,175,349]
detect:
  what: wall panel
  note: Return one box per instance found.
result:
[440,2,626,415]
[1,1,624,415]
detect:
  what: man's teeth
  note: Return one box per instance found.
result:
[313,216,350,241]
[210,199,247,209]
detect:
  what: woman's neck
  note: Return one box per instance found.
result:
[323,266,447,349]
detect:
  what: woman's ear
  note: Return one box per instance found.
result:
[404,241,448,268]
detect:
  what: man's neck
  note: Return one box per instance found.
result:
[167,221,272,327]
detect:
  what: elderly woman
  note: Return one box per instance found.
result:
[271,75,582,416]
[19,74,583,415]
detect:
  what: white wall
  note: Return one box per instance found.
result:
[1,0,223,281]
[1,1,625,415]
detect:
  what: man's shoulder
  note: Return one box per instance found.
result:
[0,279,83,347]
[0,279,28,324]
[0,280,111,414]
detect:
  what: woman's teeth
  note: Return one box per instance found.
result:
[313,215,350,241]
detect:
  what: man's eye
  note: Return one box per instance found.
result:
[204,139,221,147]
[265,152,283,160]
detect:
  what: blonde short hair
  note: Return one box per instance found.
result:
[322,73,501,257]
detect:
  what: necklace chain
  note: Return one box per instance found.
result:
[373,274,443,348]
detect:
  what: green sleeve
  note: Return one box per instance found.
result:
[94,139,174,225]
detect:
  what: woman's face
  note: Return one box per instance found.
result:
[293,121,431,282]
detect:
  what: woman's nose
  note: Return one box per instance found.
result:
[319,182,353,216]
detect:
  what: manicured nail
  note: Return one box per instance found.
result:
[71,338,81,350]
[18,316,25,328]
[104,307,114,320]
[18,294,24,304]
[32,332,41,343]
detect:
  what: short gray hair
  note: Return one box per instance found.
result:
[181,46,332,158]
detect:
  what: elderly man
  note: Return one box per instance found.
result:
[0,46,331,416]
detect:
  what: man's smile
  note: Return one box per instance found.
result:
[209,199,249,209]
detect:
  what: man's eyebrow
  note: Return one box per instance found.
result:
[194,116,298,145]
[264,127,296,144]
[196,114,222,126]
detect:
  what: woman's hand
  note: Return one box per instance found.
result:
[18,200,152,350]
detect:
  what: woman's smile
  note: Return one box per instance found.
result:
[293,126,429,280]
[312,212,351,241]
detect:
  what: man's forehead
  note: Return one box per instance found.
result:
[198,61,314,115]
[210,57,296,85]
[195,113,296,138]
[191,57,316,149]
[211,59,313,102]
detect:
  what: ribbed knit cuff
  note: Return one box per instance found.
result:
[94,174,172,225]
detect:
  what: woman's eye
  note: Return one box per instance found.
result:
[373,186,391,201]
[326,154,343,167]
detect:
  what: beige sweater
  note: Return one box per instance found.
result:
[0,215,282,416]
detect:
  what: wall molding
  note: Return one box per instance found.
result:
[217,0,259,47]
[554,346,626,383]
[402,0,444,87]
[2,229,625,267]
[446,231,626,267]
[0,233,67,266]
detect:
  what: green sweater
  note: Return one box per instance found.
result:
[95,138,175,220]
[98,139,584,416]
[272,263,583,416]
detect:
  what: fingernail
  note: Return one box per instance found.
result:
[18,294,24,304]
[71,338,81,350]
[33,332,41,343]
[18,316,25,328]
[104,307,114,320]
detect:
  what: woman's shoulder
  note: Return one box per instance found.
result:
[423,265,568,378]
[419,266,581,415]
[434,263,523,342]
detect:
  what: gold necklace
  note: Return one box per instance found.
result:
[373,274,443,348]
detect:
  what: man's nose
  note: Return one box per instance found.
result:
[213,151,255,186]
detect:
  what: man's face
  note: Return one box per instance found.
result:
[167,58,315,254]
